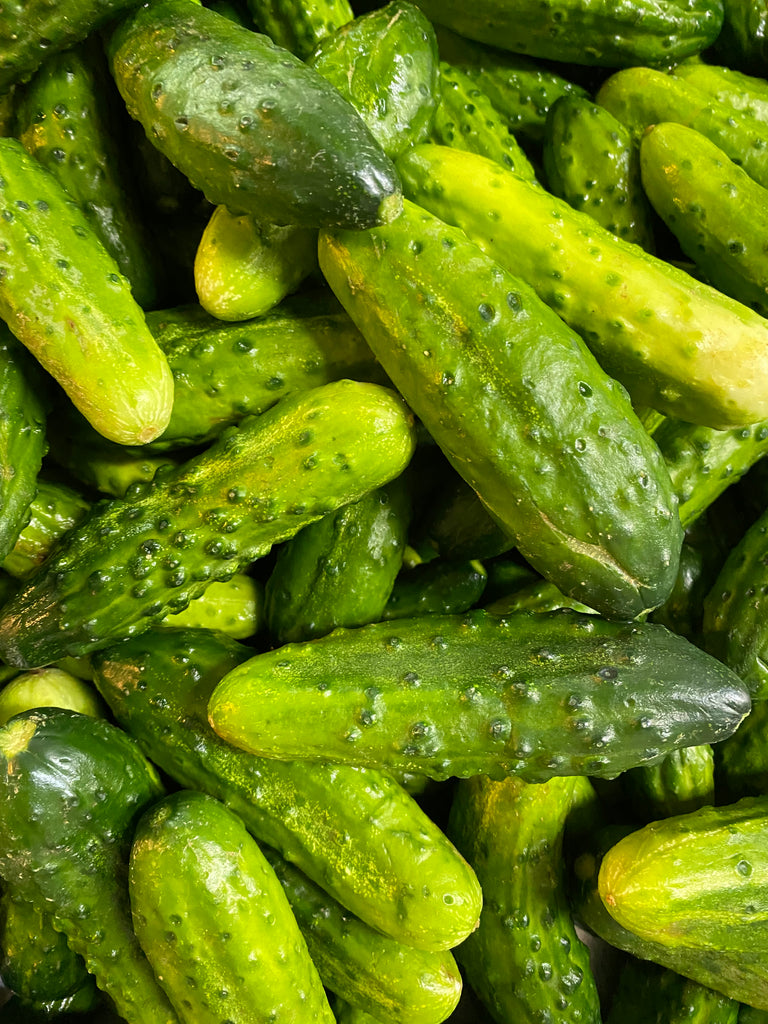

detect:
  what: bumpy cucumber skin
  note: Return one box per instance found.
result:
[640,122,768,316]
[448,774,601,1024]
[93,627,482,953]
[674,60,768,124]
[0,708,178,1024]
[265,478,411,643]
[607,958,740,1024]
[0,380,416,667]
[383,558,487,620]
[397,143,768,429]
[310,1,439,160]
[0,138,173,445]
[146,290,387,450]
[432,62,537,180]
[1,479,88,578]
[16,43,158,309]
[413,0,722,67]
[544,95,654,250]
[130,790,334,1024]
[108,0,401,229]
[263,846,463,1024]
[320,197,682,620]
[207,608,751,783]
[245,0,353,59]
[622,744,715,822]
[0,327,46,564]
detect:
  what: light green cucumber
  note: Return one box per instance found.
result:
[162,574,262,638]
[0,666,105,726]
[397,143,768,429]
[244,0,354,59]
[1,479,89,579]
[674,60,768,124]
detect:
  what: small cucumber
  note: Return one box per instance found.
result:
[607,958,740,1024]
[621,744,715,823]
[130,790,334,1024]
[714,0,768,73]
[194,205,318,321]
[382,558,487,620]
[484,576,598,616]
[108,0,401,229]
[162,574,262,638]
[207,608,751,783]
[0,665,104,726]
[447,774,601,1023]
[1,479,89,579]
[0,379,416,667]
[717,700,768,801]
[244,0,354,59]
[674,60,768,124]
[397,143,768,429]
[415,470,515,563]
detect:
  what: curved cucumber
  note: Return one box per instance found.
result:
[244,0,353,59]
[320,196,682,620]
[0,137,173,445]
[130,790,334,1024]
[0,379,415,667]
[207,608,751,783]
[108,0,401,229]
[1,479,89,579]
[397,143,768,429]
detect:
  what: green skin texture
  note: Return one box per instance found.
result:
[412,0,722,67]
[92,627,482,952]
[265,478,411,644]
[262,846,463,1024]
[418,471,515,563]
[597,67,768,193]
[640,122,768,316]
[162,573,262,638]
[319,197,682,620]
[383,558,488,620]
[484,577,598,616]
[244,0,354,59]
[703,504,768,699]
[0,327,46,564]
[16,43,158,309]
[717,700,768,801]
[432,62,537,181]
[447,774,601,1024]
[607,958,740,1024]
[716,0,768,73]
[0,379,416,668]
[0,666,104,726]
[130,790,334,1024]
[0,709,179,1024]
[544,95,655,251]
[107,0,402,229]
[396,144,768,429]
[674,61,768,124]
[1,478,88,579]
[144,289,387,450]
[0,138,173,445]
[194,205,318,321]
[621,743,715,822]
[310,0,439,160]
[207,608,751,784]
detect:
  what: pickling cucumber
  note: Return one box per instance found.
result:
[1,479,89,579]
[244,0,353,59]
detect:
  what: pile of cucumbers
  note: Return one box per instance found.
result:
[2,0,768,1020]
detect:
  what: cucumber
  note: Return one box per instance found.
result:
[673,60,768,124]
[0,708,178,1023]
[447,773,601,1024]
[432,62,537,180]
[161,574,262,638]
[0,89,15,135]
[715,0,768,73]
[607,958,740,1024]
[382,558,487,620]
[310,1,439,160]
[717,700,768,800]
[621,744,715,823]
[107,0,401,229]
[1,479,89,579]
[92,627,483,952]
[650,523,727,641]
[244,0,354,59]
[484,576,598,616]
[262,846,463,1024]
[0,379,416,667]
[0,137,173,445]
[0,665,105,726]
[207,608,751,783]
[415,470,514,563]
[129,789,334,1023]
[264,478,411,643]
[411,0,723,67]
[15,42,159,309]
[543,95,655,251]
[396,143,768,429]
[319,196,682,620]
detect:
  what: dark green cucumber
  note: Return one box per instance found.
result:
[715,0,768,74]
[0,708,178,1023]
[416,470,514,563]
[621,744,715,823]
[1,479,89,579]
[0,89,15,135]
[144,289,387,450]
[244,0,353,59]
[264,478,411,643]
[320,196,682,620]
[382,558,487,620]
[0,326,46,565]
[544,95,655,250]
[310,1,439,160]
[741,1008,768,1024]
[432,62,536,180]
[16,42,158,309]
[447,773,601,1024]
[0,137,173,445]
[207,608,751,783]
[0,379,415,667]
[640,122,768,316]
[108,0,401,229]
[130,789,334,1023]
[92,627,483,952]
[674,60,768,124]
[607,958,740,1024]
[262,846,463,1024]
[412,0,722,67]
[717,701,768,800]
[484,577,598,616]
[397,143,768,429]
